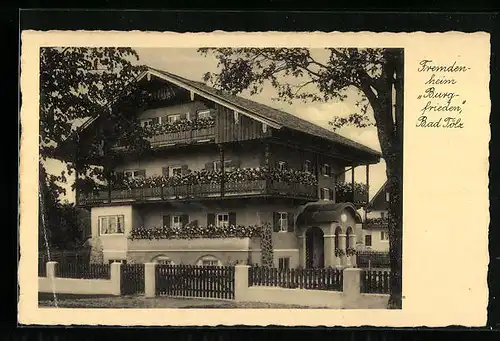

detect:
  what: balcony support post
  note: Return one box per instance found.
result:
[219,144,225,197]
[351,165,355,203]
[263,141,270,194]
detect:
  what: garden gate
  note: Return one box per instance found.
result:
[120,263,145,295]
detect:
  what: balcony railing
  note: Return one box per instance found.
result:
[335,182,369,206]
[148,126,216,147]
[78,180,318,205]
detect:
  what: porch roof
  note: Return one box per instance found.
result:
[296,202,362,226]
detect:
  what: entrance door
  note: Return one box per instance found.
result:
[305,227,324,268]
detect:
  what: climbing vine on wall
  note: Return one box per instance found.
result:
[260,221,274,267]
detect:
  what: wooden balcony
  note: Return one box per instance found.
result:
[78,180,318,205]
[148,126,216,147]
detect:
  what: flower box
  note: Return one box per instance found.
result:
[128,237,252,251]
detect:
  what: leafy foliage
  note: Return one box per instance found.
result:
[129,224,262,240]
[40,47,148,197]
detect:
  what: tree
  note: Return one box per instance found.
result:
[40,47,148,198]
[39,48,149,248]
[198,48,403,308]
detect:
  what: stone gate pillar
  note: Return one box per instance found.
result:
[338,233,347,267]
[323,223,336,267]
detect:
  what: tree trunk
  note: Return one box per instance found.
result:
[385,154,403,309]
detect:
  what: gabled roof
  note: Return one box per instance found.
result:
[366,180,388,211]
[59,66,382,159]
[143,67,381,157]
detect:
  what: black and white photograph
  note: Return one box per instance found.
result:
[37,46,404,310]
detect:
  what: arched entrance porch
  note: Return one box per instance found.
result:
[305,226,324,268]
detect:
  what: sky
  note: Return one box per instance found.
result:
[45,47,387,202]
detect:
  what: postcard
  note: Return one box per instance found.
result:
[19,30,490,326]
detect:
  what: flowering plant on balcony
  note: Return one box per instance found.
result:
[365,217,389,229]
[335,248,345,257]
[346,247,357,256]
[114,167,317,190]
[128,223,262,240]
[145,117,216,135]
[335,181,368,204]
[267,167,317,186]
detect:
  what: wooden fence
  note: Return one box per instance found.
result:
[360,269,391,294]
[356,251,390,269]
[155,264,235,299]
[248,266,343,291]
[57,263,111,280]
[120,264,145,295]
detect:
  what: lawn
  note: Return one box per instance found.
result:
[38,293,317,309]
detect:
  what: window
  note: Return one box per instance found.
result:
[386,192,390,202]
[380,212,385,219]
[154,257,174,265]
[304,160,312,173]
[197,255,221,267]
[197,109,211,119]
[99,215,125,235]
[262,123,268,133]
[170,166,182,177]
[234,110,239,124]
[365,235,372,247]
[216,213,229,228]
[322,164,331,176]
[108,259,127,264]
[213,160,234,172]
[172,215,182,228]
[141,117,160,128]
[321,188,330,200]
[381,231,389,241]
[278,212,288,232]
[168,114,181,123]
[278,257,290,270]
[277,161,287,171]
[124,169,145,179]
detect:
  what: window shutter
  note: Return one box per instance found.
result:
[287,213,295,232]
[229,212,237,226]
[181,214,189,227]
[205,162,214,171]
[320,189,325,200]
[180,113,187,120]
[162,116,169,124]
[207,213,215,226]
[273,212,280,232]
[137,169,146,178]
[163,215,171,228]
[329,189,334,201]
[152,117,160,124]
[181,165,189,175]
[162,167,169,177]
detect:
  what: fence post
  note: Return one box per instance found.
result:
[342,268,362,308]
[145,263,157,298]
[234,265,250,302]
[110,262,122,296]
[46,261,58,279]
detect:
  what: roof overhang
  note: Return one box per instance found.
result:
[296,202,363,226]
[137,68,282,130]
